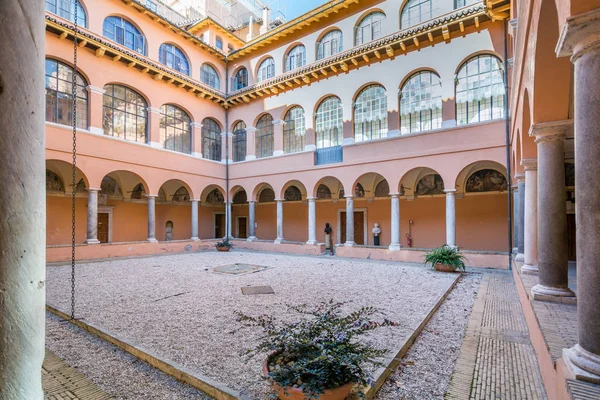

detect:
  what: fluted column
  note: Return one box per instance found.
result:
[191,200,199,240]
[445,189,456,247]
[389,193,401,251]
[147,195,158,242]
[247,201,257,241]
[306,197,317,245]
[515,174,526,261]
[531,121,575,300]
[521,159,538,274]
[85,188,101,244]
[274,199,284,244]
[344,196,355,246]
[558,12,600,381]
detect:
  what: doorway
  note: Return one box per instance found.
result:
[237,216,248,239]
[98,213,109,243]
[214,213,225,238]
[340,211,365,245]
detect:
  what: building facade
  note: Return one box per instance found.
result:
[45,0,513,266]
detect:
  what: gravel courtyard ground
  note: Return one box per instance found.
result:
[47,251,458,399]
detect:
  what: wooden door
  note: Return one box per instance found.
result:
[340,211,365,245]
[567,214,576,261]
[215,214,225,238]
[238,217,247,239]
[98,213,109,243]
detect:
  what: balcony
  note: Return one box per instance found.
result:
[315,146,343,165]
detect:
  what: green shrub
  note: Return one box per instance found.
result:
[424,245,467,271]
[215,238,233,248]
[233,300,398,399]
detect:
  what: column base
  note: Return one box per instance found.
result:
[521,264,539,275]
[190,237,200,241]
[247,236,257,242]
[344,241,355,247]
[84,239,100,245]
[563,345,600,384]
[515,253,525,262]
[147,238,158,243]
[531,284,577,304]
[306,240,318,245]
[274,238,284,244]
[388,244,402,251]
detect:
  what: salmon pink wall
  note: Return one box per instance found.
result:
[47,196,88,245]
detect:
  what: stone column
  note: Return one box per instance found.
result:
[345,196,355,246]
[512,185,519,254]
[530,121,575,300]
[558,12,600,381]
[191,200,199,240]
[445,189,456,247]
[274,199,284,244]
[86,86,106,135]
[84,188,101,244]
[0,2,45,396]
[306,197,317,245]
[521,159,538,274]
[389,193,401,251]
[273,119,284,156]
[225,201,233,239]
[246,127,256,161]
[515,174,526,261]
[247,200,257,241]
[147,195,158,242]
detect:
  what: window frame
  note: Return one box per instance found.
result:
[159,43,190,76]
[102,16,146,55]
[355,12,385,46]
[102,84,148,144]
[159,104,192,154]
[200,64,220,90]
[257,58,275,82]
[201,118,222,161]
[317,30,343,60]
[354,84,388,142]
[285,45,307,72]
[400,70,443,134]
[45,58,88,129]
[233,68,248,90]
[255,114,274,158]
[232,121,247,162]
[283,106,305,154]
[400,0,434,29]
[315,96,343,149]
[45,0,87,27]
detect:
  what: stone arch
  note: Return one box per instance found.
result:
[400,167,445,197]
[229,184,249,200]
[455,161,508,194]
[46,159,89,192]
[201,184,226,204]
[280,180,307,200]
[158,179,194,202]
[351,172,393,199]
[312,176,344,199]
[101,170,149,199]
[251,182,275,202]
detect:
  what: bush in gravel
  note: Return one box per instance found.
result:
[423,245,467,271]
[233,300,398,399]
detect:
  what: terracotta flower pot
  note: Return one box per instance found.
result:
[216,246,231,252]
[434,263,458,273]
[262,357,354,400]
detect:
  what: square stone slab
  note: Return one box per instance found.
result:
[213,263,269,275]
[241,286,275,295]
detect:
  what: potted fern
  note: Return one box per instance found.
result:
[215,238,233,252]
[234,300,398,400]
[424,245,466,272]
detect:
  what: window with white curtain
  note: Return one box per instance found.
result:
[283,107,305,153]
[355,12,385,45]
[315,97,343,148]
[317,30,343,60]
[257,58,275,82]
[400,71,442,134]
[354,85,388,142]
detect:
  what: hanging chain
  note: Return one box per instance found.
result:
[70,1,79,320]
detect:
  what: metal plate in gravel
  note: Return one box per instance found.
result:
[214,263,268,275]
[241,286,275,295]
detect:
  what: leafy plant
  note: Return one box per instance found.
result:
[423,245,467,271]
[233,300,398,399]
[215,238,233,248]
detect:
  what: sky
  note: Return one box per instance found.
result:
[270,0,329,20]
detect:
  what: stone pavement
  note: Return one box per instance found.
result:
[446,271,547,399]
[43,349,111,400]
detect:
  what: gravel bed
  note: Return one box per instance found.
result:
[374,272,483,400]
[47,251,458,399]
[46,312,211,399]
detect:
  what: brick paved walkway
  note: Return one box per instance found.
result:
[43,349,111,400]
[446,271,547,399]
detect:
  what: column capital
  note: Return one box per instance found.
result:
[272,119,285,126]
[191,122,203,129]
[191,198,200,203]
[248,200,257,204]
[86,85,106,95]
[145,194,158,199]
[87,187,101,192]
[275,198,284,203]
[521,158,537,171]
[556,8,600,60]
[515,173,525,183]
[246,126,257,133]
[306,197,316,201]
[147,106,161,114]
[529,120,573,143]
[444,189,456,194]
[389,192,401,198]
[344,195,355,199]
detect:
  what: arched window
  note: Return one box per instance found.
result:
[401,0,435,29]
[315,97,343,148]
[316,184,332,199]
[355,12,385,45]
[202,118,222,161]
[45,59,88,129]
[259,188,275,203]
[374,180,390,197]
[456,55,505,125]
[206,188,224,204]
[284,186,302,201]
[216,36,223,50]
[400,71,442,134]
[159,104,191,154]
[232,121,247,162]
[46,0,87,27]
[46,170,65,192]
[285,45,306,72]
[159,43,190,76]
[102,84,147,143]
[233,68,248,90]
[103,16,146,55]
[354,85,388,142]
[200,64,220,90]
[233,190,247,204]
[283,107,305,154]
[317,30,343,60]
[466,170,508,192]
[256,114,274,158]
[257,58,275,82]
